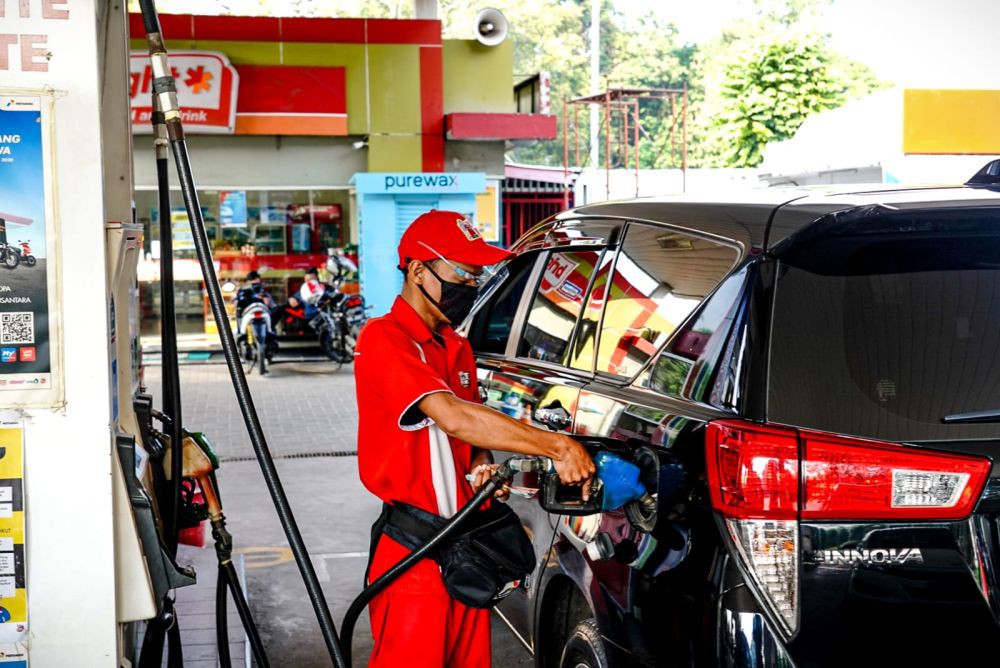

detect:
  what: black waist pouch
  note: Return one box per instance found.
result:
[377,500,536,609]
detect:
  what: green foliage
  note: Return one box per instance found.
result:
[132,0,887,169]
[712,39,846,167]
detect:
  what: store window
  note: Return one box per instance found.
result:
[136,188,351,258]
[135,187,354,330]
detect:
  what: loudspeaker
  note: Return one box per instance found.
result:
[474,8,508,47]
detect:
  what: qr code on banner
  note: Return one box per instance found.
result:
[0,313,34,345]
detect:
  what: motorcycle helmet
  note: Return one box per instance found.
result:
[299,277,325,306]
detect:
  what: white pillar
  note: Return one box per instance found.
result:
[2,0,124,663]
[414,0,439,20]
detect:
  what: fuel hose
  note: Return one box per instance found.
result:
[340,461,516,665]
[136,2,348,666]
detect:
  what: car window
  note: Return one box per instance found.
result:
[638,265,748,401]
[467,253,537,355]
[769,209,1000,441]
[594,224,740,379]
[568,250,615,372]
[517,249,605,364]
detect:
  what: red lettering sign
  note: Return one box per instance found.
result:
[129,51,239,134]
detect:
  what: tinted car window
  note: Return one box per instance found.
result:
[518,249,604,364]
[769,209,1000,441]
[639,265,748,402]
[595,224,739,378]
[467,253,537,355]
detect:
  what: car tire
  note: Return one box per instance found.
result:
[559,619,609,668]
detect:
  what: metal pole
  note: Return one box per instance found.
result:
[633,101,640,196]
[137,3,348,666]
[574,105,581,168]
[682,82,688,193]
[605,91,611,200]
[622,103,629,170]
[589,0,600,168]
[562,98,570,210]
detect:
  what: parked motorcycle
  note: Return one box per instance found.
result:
[272,254,369,365]
[234,287,274,375]
[0,243,19,269]
[16,241,35,267]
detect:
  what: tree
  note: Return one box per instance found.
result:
[711,39,845,167]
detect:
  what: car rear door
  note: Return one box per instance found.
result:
[566,221,746,665]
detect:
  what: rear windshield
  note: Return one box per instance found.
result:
[768,208,1000,441]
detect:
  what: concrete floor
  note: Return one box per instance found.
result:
[145,362,533,667]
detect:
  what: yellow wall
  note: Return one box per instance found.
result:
[442,39,513,114]
[368,135,423,171]
[368,44,423,134]
[904,89,1000,154]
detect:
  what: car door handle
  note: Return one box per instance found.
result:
[533,400,573,431]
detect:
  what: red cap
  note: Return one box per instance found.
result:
[397,209,513,269]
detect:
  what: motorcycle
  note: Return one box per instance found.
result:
[272,254,369,365]
[234,287,275,375]
[16,241,35,267]
[0,243,19,269]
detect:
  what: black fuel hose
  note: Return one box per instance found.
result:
[154,114,184,557]
[340,462,515,665]
[137,3,347,665]
[215,564,231,668]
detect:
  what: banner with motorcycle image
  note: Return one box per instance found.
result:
[0,94,56,402]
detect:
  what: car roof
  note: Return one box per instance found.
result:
[554,185,1000,252]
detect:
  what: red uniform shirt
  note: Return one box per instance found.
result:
[355,297,479,517]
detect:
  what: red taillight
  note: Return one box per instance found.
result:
[705,420,991,522]
[346,297,362,308]
[253,312,265,319]
[802,432,990,520]
[706,421,799,520]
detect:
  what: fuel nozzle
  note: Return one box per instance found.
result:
[540,450,655,521]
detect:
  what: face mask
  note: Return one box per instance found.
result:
[420,263,479,325]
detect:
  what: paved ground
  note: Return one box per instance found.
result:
[144,361,533,667]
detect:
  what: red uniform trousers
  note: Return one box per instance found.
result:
[367,534,491,667]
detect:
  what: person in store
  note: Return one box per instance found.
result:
[354,209,595,667]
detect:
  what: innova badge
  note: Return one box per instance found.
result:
[813,548,924,565]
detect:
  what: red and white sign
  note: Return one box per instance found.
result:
[540,255,578,293]
[129,51,239,134]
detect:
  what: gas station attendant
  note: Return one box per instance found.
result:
[354,210,596,666]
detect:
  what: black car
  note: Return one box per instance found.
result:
[462,178,1000,667]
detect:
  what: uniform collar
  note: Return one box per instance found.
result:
[390,296,455,345]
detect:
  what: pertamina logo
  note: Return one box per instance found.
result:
[456,217,481,241]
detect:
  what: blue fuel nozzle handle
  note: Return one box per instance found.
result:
[594,451,648,511]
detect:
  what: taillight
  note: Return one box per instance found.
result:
[705,419,991,637]
[253,311,265,319]
[803,433,990,520]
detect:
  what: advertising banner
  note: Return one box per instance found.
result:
[129,51,239,134]
[0,414,27,645]
[0,96,54,397]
